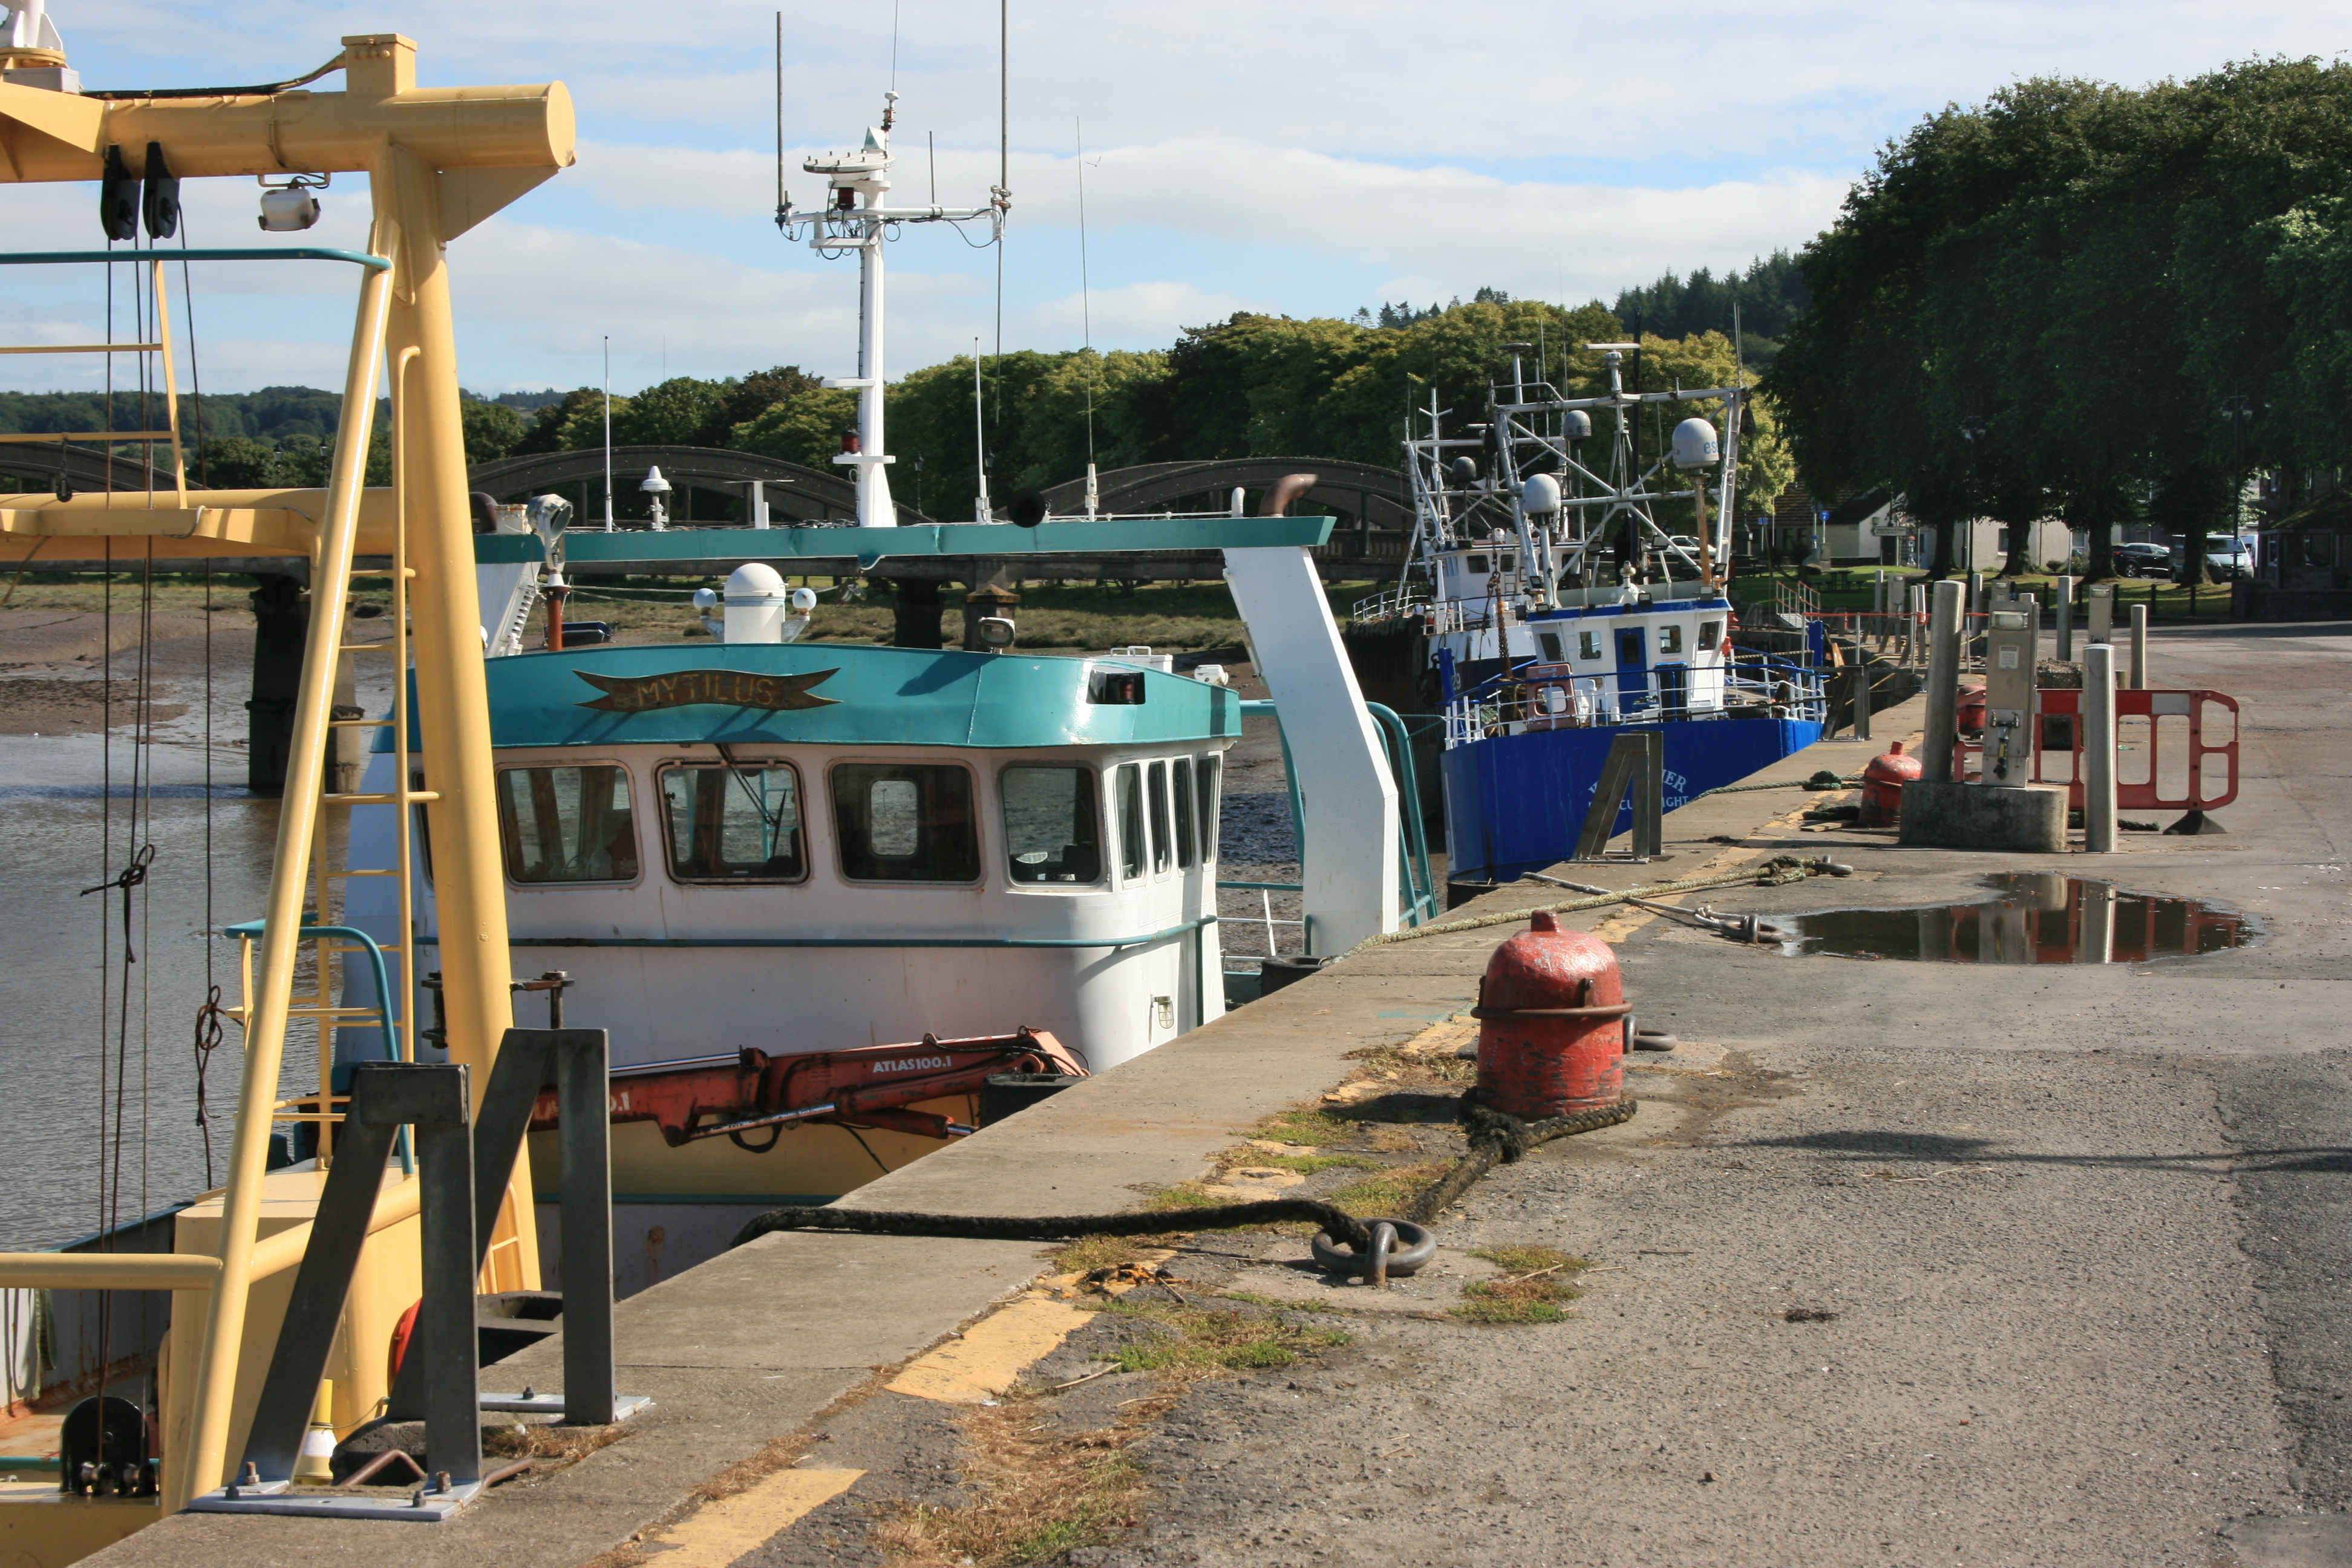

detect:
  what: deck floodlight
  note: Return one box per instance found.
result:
[256,174,325,232]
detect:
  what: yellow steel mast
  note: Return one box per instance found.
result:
[0,32,573,1509]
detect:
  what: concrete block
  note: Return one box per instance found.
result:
[1896,780,2068,854]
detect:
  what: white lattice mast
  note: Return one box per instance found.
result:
[781,93,1005,528]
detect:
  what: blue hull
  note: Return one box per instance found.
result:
[1442,716,1826,883]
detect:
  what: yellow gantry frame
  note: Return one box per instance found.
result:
[0,33,575,1510]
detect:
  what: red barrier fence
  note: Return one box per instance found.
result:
[2030,689,2239,812]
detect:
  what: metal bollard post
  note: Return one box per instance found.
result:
[1852,662,1872,740]
[1967,570,1985,616]
[2128,603,2148,690]
[2083,644,2118,854]
[2088,582,2114,645]
[1921,580,1964,785]
[2056,575,2076,661]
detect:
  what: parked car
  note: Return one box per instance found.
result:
[2205,539,2255,580]
[2112,541,2172,577]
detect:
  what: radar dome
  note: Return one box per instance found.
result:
[1671,417,1720,471]
[1520,473,1562,515]
[726,563,787,599]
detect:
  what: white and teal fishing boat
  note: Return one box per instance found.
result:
[336,92,1424,1284]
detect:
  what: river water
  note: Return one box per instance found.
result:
[0,639,1303,1253]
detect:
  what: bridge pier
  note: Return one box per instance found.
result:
[243,572,364,797]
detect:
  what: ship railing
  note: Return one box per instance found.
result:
[1795,609,1991,673]
[1351,584,1429,627]
[1442,659,1826,745]
[1216,881,1308,970]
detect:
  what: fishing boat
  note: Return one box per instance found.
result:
[0,17,1414,1549]
[1354,342,1827,883]
[329,89,1422,1286]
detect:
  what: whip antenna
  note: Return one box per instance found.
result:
[773,11,789,230]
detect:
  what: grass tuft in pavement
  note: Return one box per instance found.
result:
[1096,1297,1351,1374]
[1451,1246,1587,1324]
[1325,1161,1452,1218]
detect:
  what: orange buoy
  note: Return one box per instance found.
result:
[1471,911,1631,1119]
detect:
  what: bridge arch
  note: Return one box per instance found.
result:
[1037,457,1411,566]
[466,445,933,528]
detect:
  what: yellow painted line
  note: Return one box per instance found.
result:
[887,1295,1092,1404]
[639,1467,863,1568]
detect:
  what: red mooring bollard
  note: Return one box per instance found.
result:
[1860,740,1922,827]
[1472,911,1632,1119]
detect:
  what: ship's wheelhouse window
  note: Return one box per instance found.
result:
[1659,623,1685,655]
[1466,554,1489,575]
[1001,765,1103,885]
[1148,762,1173,875]
[1115,763,1146,881]
[1537,631,1564,662]
[1578,630,1603,661]
[497,764,638,884]
[1501,555,1517,572]
[1699,619,1722,650]
[659,760,805,883]
[1195,755,1221,864]
[831,763,979,883]
[1172,759,1198,868]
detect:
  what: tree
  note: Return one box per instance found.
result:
[460,399,525,465]
[613,377,722,446]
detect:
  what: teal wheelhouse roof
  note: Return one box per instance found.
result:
[383,642,1240,753]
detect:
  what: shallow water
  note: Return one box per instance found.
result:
[1771,873,2252,965]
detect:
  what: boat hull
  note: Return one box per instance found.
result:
[1441,715,1826,883]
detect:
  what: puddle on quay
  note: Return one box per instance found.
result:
[1768,874,2253,965]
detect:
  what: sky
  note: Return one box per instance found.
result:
[0,1,2344,397]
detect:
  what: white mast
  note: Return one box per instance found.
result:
[783,92,1006,529]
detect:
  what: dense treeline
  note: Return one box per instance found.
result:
[1,302,1792,518]
[1611,252,1808,364]
[1770,57,2352,580]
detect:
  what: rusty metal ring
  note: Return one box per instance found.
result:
[1468,1002,1635,1022]
[1311,1219,1436,1278]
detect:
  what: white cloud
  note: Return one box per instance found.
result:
[11,0,2346,391]
[570,136,1849,311]
[1021,281,1259,344]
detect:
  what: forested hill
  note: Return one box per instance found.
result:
[0,296,1795,506]
[1611,252,1808,362]
[0,385,555,446]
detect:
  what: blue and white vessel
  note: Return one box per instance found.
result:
[1357,343,1826,883]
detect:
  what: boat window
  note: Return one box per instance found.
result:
[1148,762,1173,874]
[830,763,979,883]
[1116,763,1146,881]
[1001,765,1103,885]
[1699,619,1722,650]
[1466,554,1489,575]
[497,764,638,884]
[1172,759,1198,868]
[1537,631,1563,662]
[659,760,804,883]
[1579,630,1602,661]
[1659,623,1685,655]
[1501,555,1517,572]
[1195,755,1220,864]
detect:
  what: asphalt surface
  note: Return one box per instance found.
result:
[1073,619,2352,1566]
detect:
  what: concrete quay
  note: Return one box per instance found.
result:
[97,618,2350,1567]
